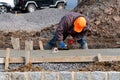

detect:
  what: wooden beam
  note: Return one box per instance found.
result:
[11,37,20,50]
[0,58,4,63]
[39,40,44,50]
[97,54,103,62]
[72,72,75,80]
[31,56,95,63]
[25,50,30,65]
[0,56,95,63]
[102,56,120,61]
[5,48,10,71]
[10,57,24,63]
[57,72,60,80]
[0,56,120,64]
[25,40,33,50]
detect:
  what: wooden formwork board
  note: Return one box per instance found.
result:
[5,48,10,71]
[0,56,120,64]
[0,48,120,65]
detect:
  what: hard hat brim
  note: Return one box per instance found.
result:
[74,25,83,33]
[74,17,86,33]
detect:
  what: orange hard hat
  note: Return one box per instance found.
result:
[74,17,86,33]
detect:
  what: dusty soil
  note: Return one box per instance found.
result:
[77,61,120,71]
[0,25,56,50]
[0,24,119,50]
[9,63,44,72]
[73,0,120,49]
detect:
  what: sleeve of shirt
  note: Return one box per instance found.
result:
[56,16,68,41]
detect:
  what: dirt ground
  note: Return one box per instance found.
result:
[0,24,119,50]
[73,0,120,49]
[77,61,120,71]
[8,61,120,72]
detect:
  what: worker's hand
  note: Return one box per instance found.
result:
[59,41,66,48]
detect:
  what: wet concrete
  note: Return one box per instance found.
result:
[0,48,120,58]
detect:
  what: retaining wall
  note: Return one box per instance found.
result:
[0,71,120,80]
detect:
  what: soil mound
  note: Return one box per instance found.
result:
[73,0,120,48]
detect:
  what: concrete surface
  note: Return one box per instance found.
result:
[0,48,120,58]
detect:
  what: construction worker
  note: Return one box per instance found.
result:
[45,12,90,49]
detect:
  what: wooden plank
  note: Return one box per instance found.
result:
[0,58,4,63]
[25,40,33,50]
[102,56,120,61]
[10,57,24,63]
[97,54,103,62]
[5,48,10,71]
[31,56,95,63]
[11,37,20,50]
[8,56,94,63]
[72,72,75,80]
[0,56,119,64]
[25,40,32,64]
[25,50,30,65]
[39,40,44,50]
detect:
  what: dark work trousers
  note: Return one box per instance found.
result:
[45,33,88,49]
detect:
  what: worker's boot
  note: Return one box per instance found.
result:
[77,36,88,49]
[81,42,88,49]
[45,34,57,50]
[44,43,52,49]
[45,41,57,50]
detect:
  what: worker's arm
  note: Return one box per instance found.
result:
[56,16,68,41]
[56,16,69,48]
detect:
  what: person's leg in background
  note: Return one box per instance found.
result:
[45,33,58,49]
[45,32,69,49]
[77,36,88,49]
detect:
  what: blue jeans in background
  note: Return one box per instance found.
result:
[45,34,88,49]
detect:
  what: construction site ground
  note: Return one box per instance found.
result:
[0,0,119,72]
[0,49,120,72]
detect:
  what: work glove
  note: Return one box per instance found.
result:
[59,41,66,48]
[68,39,74,45]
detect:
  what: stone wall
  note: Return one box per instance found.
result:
[0,71,120,80]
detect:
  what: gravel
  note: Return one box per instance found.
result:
[7,63,90,71]
[33,63,90,71]
[0,8,69,32]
